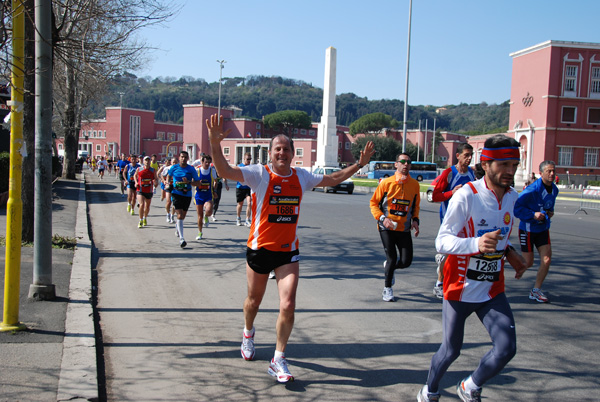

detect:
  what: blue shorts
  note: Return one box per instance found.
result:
[195,192,212,205]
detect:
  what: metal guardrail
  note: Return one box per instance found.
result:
[575,189,600,214]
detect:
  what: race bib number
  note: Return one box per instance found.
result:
[466,253,503,282]
[390,198,410,217]
[197,179,210,191]
[267,195,299,224]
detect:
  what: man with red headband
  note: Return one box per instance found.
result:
[418,135,527,402]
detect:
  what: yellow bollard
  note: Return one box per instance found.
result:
[1,0,26,332]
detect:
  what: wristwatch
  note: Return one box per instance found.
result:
[379,215,386,223]
[356,161,364,169]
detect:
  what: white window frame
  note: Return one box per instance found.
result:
[345,142,351,150]
[584,148,599,167]
[588,108,600,125]
[96,144,101,152]
[296,148,303,157]
[591,66,600,99]
[564,65,578,97]
[177,133,183,142]
[561,106,577,124]
[558,146,573,166]
[157,131,165,140]
[223,147,230,156]
[309,130,316,136]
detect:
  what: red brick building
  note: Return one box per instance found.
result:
[507,40,600,185]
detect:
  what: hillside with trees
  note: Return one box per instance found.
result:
[86,73,509,135]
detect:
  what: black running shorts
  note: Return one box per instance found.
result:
[246,247,300,274]
[171,193,192,212]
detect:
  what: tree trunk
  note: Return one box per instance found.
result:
[21,0,35,242]
[61,63,78,180]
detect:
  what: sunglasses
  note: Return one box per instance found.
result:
[397,159,412,164]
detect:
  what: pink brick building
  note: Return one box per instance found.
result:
[508,40,600,185]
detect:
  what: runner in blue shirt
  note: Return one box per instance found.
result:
[236,152,253,227]
[116,153,130,197]
[514,160,559,303]
[168,151,200,248]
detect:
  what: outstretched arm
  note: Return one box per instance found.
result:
[318,141,375,187]
[206,114,245,183]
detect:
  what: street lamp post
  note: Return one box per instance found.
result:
[217,60,226,123]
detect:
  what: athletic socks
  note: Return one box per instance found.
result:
[176,219,184,239]
[463,375,481,393]
[243,327,254,337]
[436,281,443,287]
[274,350,285,360]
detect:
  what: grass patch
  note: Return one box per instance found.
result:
[0,234,77,250]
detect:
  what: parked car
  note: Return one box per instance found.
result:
[426,174,442,202]
[312,166,354,194]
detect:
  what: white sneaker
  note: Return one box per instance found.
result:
[417,385,440,402]
[210,216,217,222]
[240,329,255,361]
[196,232,202,240]
[269,271,276,279]
[433,285,444,300]
[244,219,251,227]
[166,214,170,223]
[236,217,242,226]
[179,238,187,248]
[382,287,394,302]
[268,356,294,383]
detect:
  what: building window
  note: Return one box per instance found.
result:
[157,131,165,140]
[558,147,573,166]
[256,123,261,130]
[167,132,176,141]
[177,133,183,142]
[345,142,350,150]
[129,115,141,155]
[300,129,307,135]
[58,144,63,150]
[585,148,599,167]
[223,147,230,156]
[591,67,600,98]
[561,106,576,123]
[588,108,600,124]
[296,148,303,157]
[338,142,342,149]
[309,130,316,136]
[96,144,101,152]
[564,65,578,96]
[293,128,298,134]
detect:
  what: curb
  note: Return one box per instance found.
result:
[57,173,98,401]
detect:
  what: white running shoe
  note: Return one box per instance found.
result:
[244,219,251,227]
[210,216,217,222]
[529,288,549,303]
[166,214,170,223]
[179,238,187,248]
[417,385,440,402]
[268,356,294,383]
[196,232,202,240]
[457,377,482,402]
[240,330,255,361]
[236,217,242,226]
[268,271,276,279]
[382,287,394,302]
[433,285,444,300]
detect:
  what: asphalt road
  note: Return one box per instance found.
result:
[87,172,600,401]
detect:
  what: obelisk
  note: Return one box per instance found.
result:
[316,46,338,167]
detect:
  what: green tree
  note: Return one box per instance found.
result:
[263,110,312,135]
[349,112,399,136]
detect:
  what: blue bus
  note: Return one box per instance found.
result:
[367,160,437,181]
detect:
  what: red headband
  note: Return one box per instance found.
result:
[480,147,520,161]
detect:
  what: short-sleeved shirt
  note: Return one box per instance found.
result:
[241,164,322,252]
[168,164,199,197]
[236,163,251,189]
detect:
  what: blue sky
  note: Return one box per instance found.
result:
[138,0,600,106]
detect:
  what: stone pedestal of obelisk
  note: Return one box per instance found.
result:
[316,47,339,167]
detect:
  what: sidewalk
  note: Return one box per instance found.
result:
[0,176,97,402]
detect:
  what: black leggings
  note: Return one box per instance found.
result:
[379,230,413,287]
[213,181,223,213]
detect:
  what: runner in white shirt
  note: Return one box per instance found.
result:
[418,135,528,402]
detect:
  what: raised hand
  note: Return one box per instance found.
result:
[206,114,232,144]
